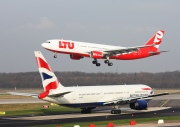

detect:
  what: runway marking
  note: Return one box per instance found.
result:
[161,99,170,107]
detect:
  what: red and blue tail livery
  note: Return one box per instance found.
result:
[35,51,63,99]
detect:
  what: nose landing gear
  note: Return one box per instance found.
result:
[54,52,57,58]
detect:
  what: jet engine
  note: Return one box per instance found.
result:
[90,51,103,59]
[70,54,84,60]
[130,100,148,110]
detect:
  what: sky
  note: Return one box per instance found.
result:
[0,0,180,73]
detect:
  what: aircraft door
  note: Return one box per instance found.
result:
[72,92,76,103]
[129,89,134,97]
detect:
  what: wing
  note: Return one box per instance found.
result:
[47,91,72,97]
[103,92,169,105]
[8,92,39,98]
[103,44,154,56]
[8,91,72,98]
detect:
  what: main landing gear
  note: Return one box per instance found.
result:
[104,60,113,66]
[81,107,95,114]
[92,59,101,66]
[81,108,91,114]
[92,58,113,67]
[104,55,113,66]
[111,105,121,114]
[111,109,121,114]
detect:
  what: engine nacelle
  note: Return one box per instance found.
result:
[90,51,103,59]
[70,54,83,60]
[130,100,148,110]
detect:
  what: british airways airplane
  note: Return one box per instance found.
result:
[41,30,167,66]
[9,51,168,114]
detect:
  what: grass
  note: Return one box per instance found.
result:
[0,94,31,99]
[31,115,180,127]
[0,103,80,116]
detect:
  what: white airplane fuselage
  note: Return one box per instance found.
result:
[43,84,153,108]
[42,40,124,55]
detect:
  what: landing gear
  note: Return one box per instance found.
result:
[81,108,92,114]
[111,109,121,114]
[108,62,113,66]
[104,60,108,64]
[96,63,101,66]
[104,56,113,66]
[92,57,113,66]
[111,105,121,114]
[54,52,57,58]
[92,59,101,67]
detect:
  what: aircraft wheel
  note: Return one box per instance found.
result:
[111,109,121,114]
[81,109,85,114]
[108,62,113,66]
[117,109,121,114]
[111,110,115,114]
[104,60,108,64]
[81,109,91,114]
[92,61,97,64]
[54,55,57,58]
[87,109,91,113]
[96,63,101,66]
[115,110,118,114]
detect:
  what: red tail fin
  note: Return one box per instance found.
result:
[34,51,63,99]
[145,30,164,45]
[144,30,164,52]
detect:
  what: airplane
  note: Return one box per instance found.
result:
[41,30,167,66]
[9,51,169,114]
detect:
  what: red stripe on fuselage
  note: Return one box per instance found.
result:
[142,88,151,90]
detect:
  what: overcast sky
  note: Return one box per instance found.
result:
[0,0,179,73]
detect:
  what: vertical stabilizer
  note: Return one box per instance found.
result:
[144,30,164,52]
[34,51,64,99]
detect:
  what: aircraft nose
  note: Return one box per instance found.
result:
[41,43,46,48]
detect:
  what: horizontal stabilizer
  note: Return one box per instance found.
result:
[48,91,71,97]
[8,92,38,98]
[149,51,168,56]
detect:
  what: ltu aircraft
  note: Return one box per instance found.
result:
[9,51,168,114]
[42,30,167,66]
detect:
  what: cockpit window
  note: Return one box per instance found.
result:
[46,42,50,43]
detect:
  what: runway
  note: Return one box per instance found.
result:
[0,107,180,127]
[0,93,180,127]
